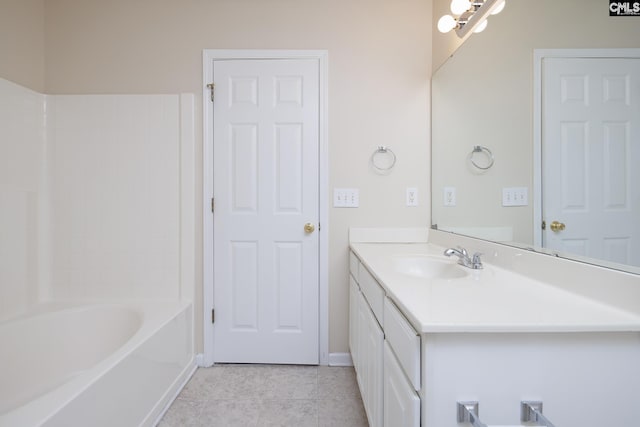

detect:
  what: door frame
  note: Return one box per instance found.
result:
[200,49,329,367]
[532,48,640,247]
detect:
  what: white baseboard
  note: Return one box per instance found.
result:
[148,359,197,426]
[196,352,352,367]
[328,352,353,367]
[195,353,213,367]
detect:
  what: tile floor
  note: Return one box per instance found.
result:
[158,364,369,427]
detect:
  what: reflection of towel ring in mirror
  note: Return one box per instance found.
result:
[469,145,494,170]
[371,146,397,173]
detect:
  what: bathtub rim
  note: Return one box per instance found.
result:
[0,298,194,427]
[0,303,145,414]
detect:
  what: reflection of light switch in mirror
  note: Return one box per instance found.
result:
[443,187,456,206]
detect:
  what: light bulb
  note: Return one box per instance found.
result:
[474,19,488,33]
[491,0,506,15]
[437,15,457,33]
[450,0,471,15]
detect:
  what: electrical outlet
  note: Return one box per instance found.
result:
[502,187,528,206]
[444,187,456,206]
[406,187,418,207]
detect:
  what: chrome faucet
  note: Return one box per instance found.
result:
[444,246,483,269]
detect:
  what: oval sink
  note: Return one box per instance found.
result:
[392,255,468,280]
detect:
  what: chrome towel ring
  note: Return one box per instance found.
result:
[469,145,494,170]
[371,146,396,173]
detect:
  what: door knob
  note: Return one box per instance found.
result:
[550,220,566,232]
[304,223,315,234]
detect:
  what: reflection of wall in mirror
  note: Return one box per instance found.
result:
[431,0,640,245]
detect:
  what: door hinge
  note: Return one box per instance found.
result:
[207,83,215,102]
[211,197,215,213]
[211,308,215,324]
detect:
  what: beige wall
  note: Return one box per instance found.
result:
[2,0,433,355]
[0,0,45,92]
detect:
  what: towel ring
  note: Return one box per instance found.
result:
[469,145,494,170]
[371,146,396,172]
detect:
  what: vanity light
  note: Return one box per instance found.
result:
[437,14,458,33]
[473,19,488,33]
[491,0,506,15]
[438,0,505,38]
[450,0,471,15]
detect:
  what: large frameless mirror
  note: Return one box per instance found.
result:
[431,0,640,273]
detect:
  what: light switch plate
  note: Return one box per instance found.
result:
[502,187,528,206]
[334,188,359,208]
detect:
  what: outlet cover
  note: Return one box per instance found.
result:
[444,187,456,206]
[406,187,418,207]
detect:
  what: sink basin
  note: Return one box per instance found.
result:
[392,255,469,280]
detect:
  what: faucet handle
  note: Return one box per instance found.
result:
[457,246,468,257]
[471,252,483,269]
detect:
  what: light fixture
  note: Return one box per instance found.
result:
[437,0,506,38]
[450,0,471,15]
[473,19,488,33]
[491,0,506,15]
[437,14,458,33]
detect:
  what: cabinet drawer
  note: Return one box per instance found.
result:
[359,266,385,326]
[384,298,420,391]
[349,251,359,282]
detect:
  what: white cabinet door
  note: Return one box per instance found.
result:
[384,341,420,427]
[363,296,384,427]
[349,275,360,370]
[356,287,369,399]
[354,287,384,427]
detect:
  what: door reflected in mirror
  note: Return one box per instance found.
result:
[541,55,640,269]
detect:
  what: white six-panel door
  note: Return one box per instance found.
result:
[212,59,320,364]
[543,57,640,267]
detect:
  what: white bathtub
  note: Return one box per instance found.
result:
[0,300,195,427]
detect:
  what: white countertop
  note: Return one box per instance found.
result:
[350,242,640,334]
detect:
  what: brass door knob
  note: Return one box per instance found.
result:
[550,220,566,232]
[304,223,315,234]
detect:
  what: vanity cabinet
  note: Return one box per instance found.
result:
[349,251,420,427]
[349,237,640,427]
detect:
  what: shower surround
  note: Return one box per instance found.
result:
[0,78,196,426]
